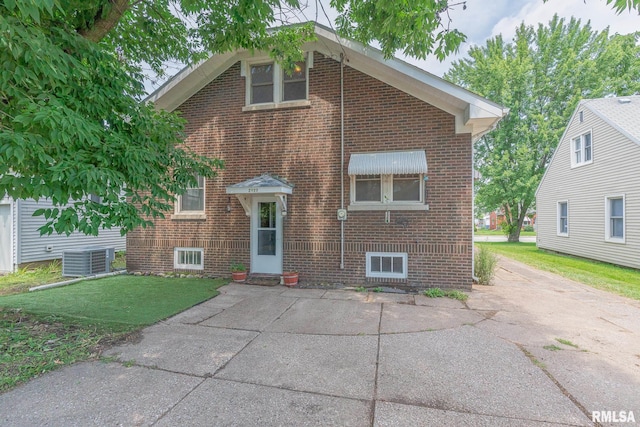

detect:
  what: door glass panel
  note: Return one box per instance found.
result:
[258,202,276,255]
[260,202,275,228]
[258,230,276,255]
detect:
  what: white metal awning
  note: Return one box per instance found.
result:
[348,151,428,175]
[225,174,293,216]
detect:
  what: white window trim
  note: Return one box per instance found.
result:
[604,195,625,244]
[174,247,204,270]
[366,252,408,279]
[174,175,206,218]
[241,54,312,110]
[557,200,569,237]
[570,130,593,168]
[349,174,427,211]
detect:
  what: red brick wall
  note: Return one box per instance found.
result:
[127,52,473,289]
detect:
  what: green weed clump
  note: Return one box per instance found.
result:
[475,245,498,285]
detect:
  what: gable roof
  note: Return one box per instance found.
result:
[147,23,507,138]
[535,95,640,196]
[581,96,640,146]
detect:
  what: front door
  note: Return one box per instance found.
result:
[251,197,283,274]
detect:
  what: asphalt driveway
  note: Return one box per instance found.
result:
[1,258,639,426]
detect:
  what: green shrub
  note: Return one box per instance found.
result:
[523,225,534,232]
[475,245,498,285]
[423,288,445,298]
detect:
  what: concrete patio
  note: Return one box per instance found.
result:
[1,257,639,426]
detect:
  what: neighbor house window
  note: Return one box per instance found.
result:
[557,201,568,236]
[571,131,592,167]
[366,252,408,279]
[174,248,204,270]
[605,195,625,243]
[246,59,308,106]
[177,175,205,213]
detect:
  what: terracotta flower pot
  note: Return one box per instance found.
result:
[232,271,247,282]
[283,272,299,287]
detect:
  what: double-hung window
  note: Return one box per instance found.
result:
[244,57,309,108]
[177,175,205,213]
[349,151,428,210]
[557,201,568,236]
[605,195,625,243]
[571,131,592,167]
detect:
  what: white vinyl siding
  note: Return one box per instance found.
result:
[366,252,407,279]
[174,248,204,270]
[14,198,125,267]
[536,107,639,268]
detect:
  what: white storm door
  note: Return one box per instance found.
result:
[251,197,283,274]
[0,204,11,272]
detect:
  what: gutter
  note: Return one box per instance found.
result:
[340,53,345,270]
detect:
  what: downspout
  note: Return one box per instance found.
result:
[340,53,345,270]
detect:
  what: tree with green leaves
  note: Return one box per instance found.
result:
[446,15,640,242]
[1,1,638,236]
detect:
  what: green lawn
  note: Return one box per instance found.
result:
[0,275,228,391]
[475,229,536,236]
[478,242,640,301]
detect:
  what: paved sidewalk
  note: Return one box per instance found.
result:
[1,259,639,426]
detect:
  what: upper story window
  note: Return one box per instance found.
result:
[348,151,428,211]
[571,131,592,167]
[177,175,205,213]
[243,56,310,110]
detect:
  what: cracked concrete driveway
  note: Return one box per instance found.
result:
[1,257,639,426]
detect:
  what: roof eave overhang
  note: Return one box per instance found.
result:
[147,24,508,138]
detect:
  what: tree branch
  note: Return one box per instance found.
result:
[79,0,131,43]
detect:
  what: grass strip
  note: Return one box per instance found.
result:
[478,242,640,300]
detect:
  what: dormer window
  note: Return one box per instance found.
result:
[571,131,592,167]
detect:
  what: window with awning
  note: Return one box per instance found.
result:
[348,151,428,210]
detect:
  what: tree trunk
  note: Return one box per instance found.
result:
[507,207,528,242]
[78,0,131,42]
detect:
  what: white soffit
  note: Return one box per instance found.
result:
[348,151,428,175]
[146,23,508,136]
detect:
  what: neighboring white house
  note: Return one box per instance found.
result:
[0,196,125,273]
[536,96,640,269]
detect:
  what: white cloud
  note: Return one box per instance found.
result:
[490,0,640,40]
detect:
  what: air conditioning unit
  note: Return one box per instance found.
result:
[62,247,114,277]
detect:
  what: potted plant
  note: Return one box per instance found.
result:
[231,262,247,283]
[282,271,299,287]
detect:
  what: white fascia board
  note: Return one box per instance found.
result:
[147,51,240,112]
[225,186,293,195]
[312,25,507,136]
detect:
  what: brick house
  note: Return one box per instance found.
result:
[126,24,507,289]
